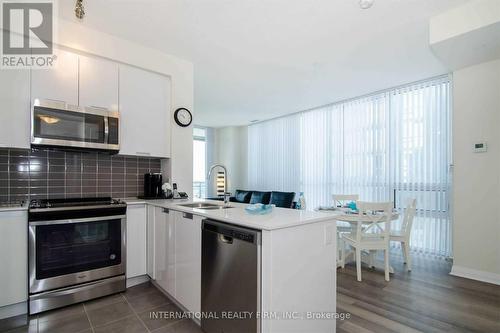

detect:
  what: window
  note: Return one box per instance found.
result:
[248,76,451,256]
[193,127,207,198]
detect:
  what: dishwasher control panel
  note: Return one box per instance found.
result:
[203,220,259,244]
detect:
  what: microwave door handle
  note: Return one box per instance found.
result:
[104,117,109,144]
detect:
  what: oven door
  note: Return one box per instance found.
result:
[29,215,126,294]
[31,99,120,151]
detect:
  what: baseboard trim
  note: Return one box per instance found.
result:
[0,302,27,320]
[126,275,150,288]
[450,265,500,285]
[0,302,28,332]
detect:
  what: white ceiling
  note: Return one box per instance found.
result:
[58,0,467,127]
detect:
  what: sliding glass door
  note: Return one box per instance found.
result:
[248,75,452,257]
[389,78,451,256]
[193,127,208,198]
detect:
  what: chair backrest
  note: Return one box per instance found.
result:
[332,194,359,207]
[401,198,417,237]
[356,201,393,240]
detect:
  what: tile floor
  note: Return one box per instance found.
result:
[5,282,203,333]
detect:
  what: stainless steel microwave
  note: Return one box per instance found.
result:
[31,99,120,152]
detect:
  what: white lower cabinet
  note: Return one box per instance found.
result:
[146,205,156,279]
[174,212,202,314]
[126,204,147,279]
[0,210,28,308]
[154,207,176,296]
[145,207,201,313]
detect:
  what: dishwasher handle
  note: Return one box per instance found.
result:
[219,234,233,244]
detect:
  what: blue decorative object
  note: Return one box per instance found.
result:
[347,201,357,211]
[245,203,275,215]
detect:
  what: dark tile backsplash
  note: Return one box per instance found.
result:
[0,148,163,203]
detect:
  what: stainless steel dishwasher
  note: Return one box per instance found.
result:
[201,219,261,333]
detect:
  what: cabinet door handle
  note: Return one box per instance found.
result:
[163,208,169,214]
[183,212,193,220]
[136,152,151,156]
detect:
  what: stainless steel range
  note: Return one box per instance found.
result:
[28,197,127,314]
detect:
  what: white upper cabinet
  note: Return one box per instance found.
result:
[79,55,119,111]
[119,64,171,158]
[31,48,78,105]
[0,70,30,149]
[5,48,172,155]
[126,204,147,279]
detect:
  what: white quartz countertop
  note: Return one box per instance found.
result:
[125,198,339,231]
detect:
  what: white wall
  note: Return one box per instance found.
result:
[430,0,500,71]
[430,0,500,44]
[451,58,500,284]
[56,19,194,197]
[208,126,248,195]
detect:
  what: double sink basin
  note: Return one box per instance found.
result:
[179,203,234,210]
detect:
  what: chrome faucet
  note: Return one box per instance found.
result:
[223,192,231,207]
[208,164,228,195]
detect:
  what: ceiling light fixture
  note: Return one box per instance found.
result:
[359,0,374,9]
[75,0,85,19]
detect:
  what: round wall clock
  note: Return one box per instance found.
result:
[174,108,192,127]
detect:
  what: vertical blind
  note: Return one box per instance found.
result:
[248,76,451,256]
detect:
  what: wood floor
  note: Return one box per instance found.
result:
[336,251,500,333]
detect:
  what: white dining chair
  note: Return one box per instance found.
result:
[333,194,359,267]
[333,194,359,233]
[390,198,417,271]
[341,201,393,282]
[332,194,359,209]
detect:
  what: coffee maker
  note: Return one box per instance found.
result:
[143,173,163,199]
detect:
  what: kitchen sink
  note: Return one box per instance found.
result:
[179,203,220,208]
[201,206,235,210]
[178,203,234,210]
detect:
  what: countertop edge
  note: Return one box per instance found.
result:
[138,199,338,231]
[0,206,29,212]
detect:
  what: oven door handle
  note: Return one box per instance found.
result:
[29,215,126,226]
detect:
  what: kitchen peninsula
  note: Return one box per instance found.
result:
[125,198,337,333]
